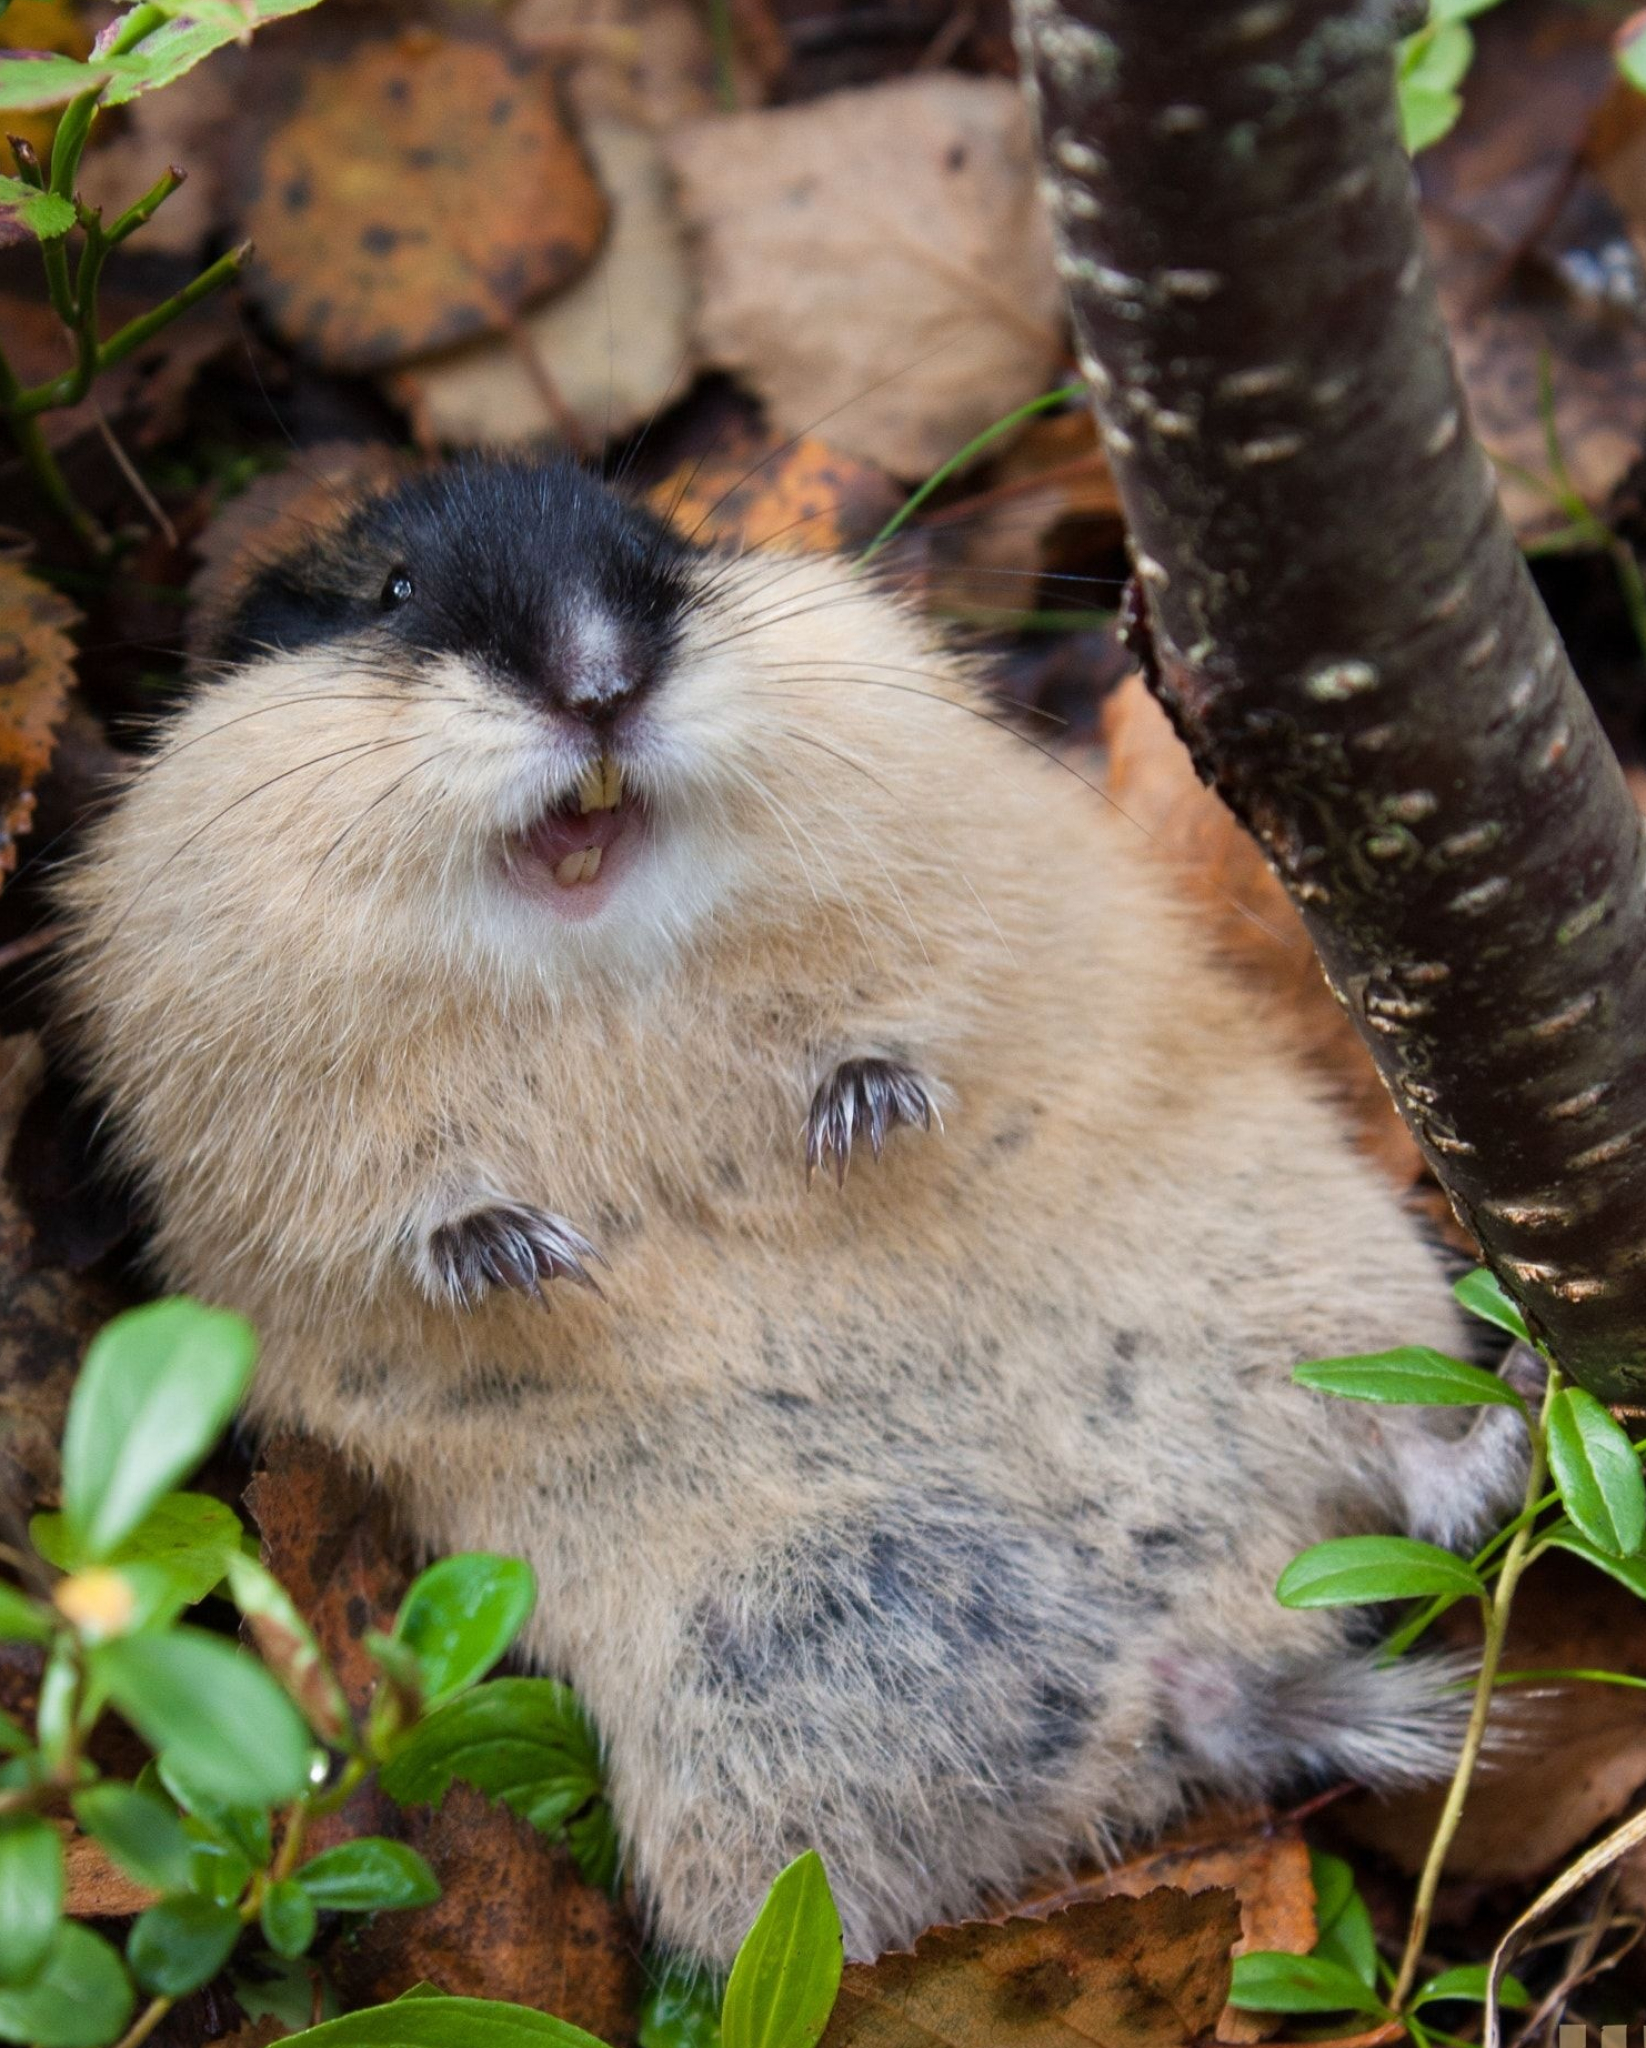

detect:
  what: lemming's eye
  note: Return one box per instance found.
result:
[382,569,414,609]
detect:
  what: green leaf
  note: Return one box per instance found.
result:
[34,1493,245,1612]
[261,1878,320,1959]
[566,1801,621,1895]
[1276,1536,1485,1608]
[1294,1347,1525,1411]
[1400,18,1473,92]
[1399,84,1462,153]
[295,1838,441,1914]
[1430,0,1505,20]
[639,1962,723,2048]
[233,1954,340,2029]
[0,51,110,112]
[0,173,72,242]
[392,1554,537,1709]
[272,1996,611,2044]
[226,1553,353,1747]
[0,1709,28,1754]
[1544,1528,1646,1599]
[0,1581,52,1645]
[1413,1963,1527,2009]
[61,1299,257,1561]
[71,1784,196,1895]
[128,1893,242,1997]
[1547,1388,1646,1557]
[1452,1268,1531,1342]
[1225,1950,1386,2016]
[379,1677,605,1841]
[1307,1851,1376,1989]
[157,1755,271,1866]
[1621,24,1646,96]
[96,0,325,106]
[721,1852,843,2048]
[0,1816,64,1987]
[94,1625,313,1806]
[0,1923,134,2048]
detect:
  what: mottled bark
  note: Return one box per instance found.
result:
[1011,0,1646,1400]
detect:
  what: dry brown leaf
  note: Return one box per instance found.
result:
[1334,1551,1646,1885]
[247,1435,642,2038]
[668,74,1064,478]
[59,1819,158,1918]
[650,417,900,554]
[1019,1821,1313,2046]
[1101,676,1423,1188]
[242,28,607,373]
[823,1887,1238,2048]
[394,118,692,449]
[0,558,74,887]
[0,1035,130,1506]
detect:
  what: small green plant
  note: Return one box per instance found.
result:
[0,1297,846,2048]
[0,1,322,556]
[1229,1266,1646,2039]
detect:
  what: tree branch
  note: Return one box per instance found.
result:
[1011,0,1646,1400]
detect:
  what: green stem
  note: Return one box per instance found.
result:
[1390,1370,1560,2013]
[10,241,250,416]
[859,383,1087,565]
[1494,1666,1646,1690]
[0,337,106,554]
[109,1995,173,2048]
[105,165,185,246]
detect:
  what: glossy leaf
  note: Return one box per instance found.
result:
[227,1553,353,1747]
[0,1581,51,1645]
[129,1893,242,1996]
[1276,1536,1485,1608]
[34,1492,244,1598]
[296,1838,441,1913]
[71,1784,196,1895]
[1547,1388,1646,1558]
[0,1816,63,1987]
[1226,1950,1386,2016]
[97,0,324,106]
[0,1923,134,2048]
[261,1877,320,1959]
[60,1299,257,1560]
[1413,1962,1527,2009]
[392,1554,536,1708]
[1294,1347,1524,1411]
[0,51,110,111]
[1452,1267,1531,1342]
[1307,1850,1375,1989]
[157,1755,271,1867]
[379,1677,605,1841]
[94,1625,312,1805]
[721,1852,843,2048]
[276,1996,611,2044]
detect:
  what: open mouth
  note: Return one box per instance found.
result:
[512,755,644,917]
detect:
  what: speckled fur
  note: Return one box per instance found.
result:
[56,463,1525,1965]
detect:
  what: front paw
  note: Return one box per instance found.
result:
[806,1058,939,1187]
[419,1203,605,1308]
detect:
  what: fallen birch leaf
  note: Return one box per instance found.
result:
[395,118,692,448]
[668,74,1064,478]
[0,559,73,887]
[651,415,899,554]
[242,28,606,372]
[821,1887,1238,2048]
[59,1819,159,1919]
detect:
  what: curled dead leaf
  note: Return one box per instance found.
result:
[242,29,607,372]
[822,1888,1240,2048]
[0,559,75,888]
[650,418,900,555]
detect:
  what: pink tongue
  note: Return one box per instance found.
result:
[526,804,628,868]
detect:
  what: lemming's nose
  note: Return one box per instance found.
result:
[556,606,643,727]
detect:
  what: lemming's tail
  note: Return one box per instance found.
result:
[1165,1646,1497,1793]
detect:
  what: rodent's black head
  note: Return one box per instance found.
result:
[212,456,696,736]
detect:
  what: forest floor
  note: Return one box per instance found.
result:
[3,0,1646,2041]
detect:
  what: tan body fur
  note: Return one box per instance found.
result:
[59,482,1522,1964]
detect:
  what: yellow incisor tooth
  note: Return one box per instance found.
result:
[553,847,603,887]
[602,756,623,810]
[576,764,604,816]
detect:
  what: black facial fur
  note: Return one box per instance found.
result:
[212,457,697,730]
